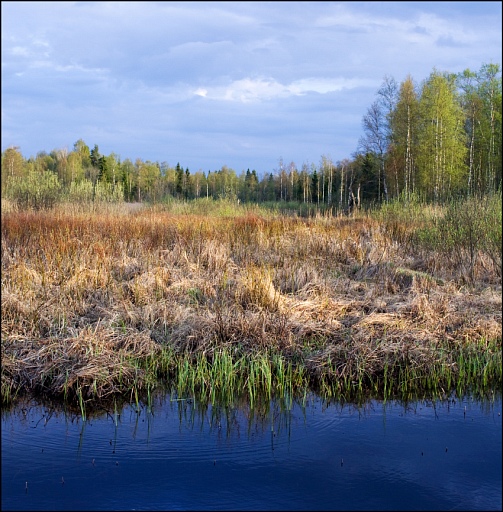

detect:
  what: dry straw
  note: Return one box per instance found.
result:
[1,199,501,407]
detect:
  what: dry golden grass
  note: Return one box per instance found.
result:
[1,202,501,405]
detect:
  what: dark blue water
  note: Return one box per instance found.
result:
[2,392,501,511]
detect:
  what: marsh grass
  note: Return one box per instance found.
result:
[1,198,501,409]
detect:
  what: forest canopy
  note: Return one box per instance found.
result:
[2,63,501,210]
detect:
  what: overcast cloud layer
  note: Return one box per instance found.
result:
[2,1,501,174]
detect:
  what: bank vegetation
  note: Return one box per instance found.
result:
[1,194,501,413]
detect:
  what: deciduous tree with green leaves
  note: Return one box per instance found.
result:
[416,69,468,202]
[389,75,420,199]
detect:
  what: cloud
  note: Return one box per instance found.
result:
[1,1,501,173]
[10,46,31,57]
[194,88,208,98]
[314,4,482,50]
[193,76,378,103]
[289,77,378,95]
[3,35,51,61]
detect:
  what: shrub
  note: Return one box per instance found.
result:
[65,179,95,203]
[416,194,502,282]
[63,179,125,204]
[94,180,124,203]
[482,193,502,277]
[5,170,62,210]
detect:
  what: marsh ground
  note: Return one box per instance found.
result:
[1,198,501,409]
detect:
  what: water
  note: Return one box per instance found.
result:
[2,392,501,511]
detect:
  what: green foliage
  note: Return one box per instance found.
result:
[175,162,184,197]
[137,160,161,202]
[94,180,125,203]
[416,70,468,201]
[63,179,125,203]
[377,191,431,222]
[1,63,500,209]
[65,179,95,203]
[5,169,62,210]
[388,75,420,199]
[1,147,25,195]
[481,193,503,276]
[73,139,91,168]
[90,144,101,168]
[311,169,319,204]
[160,197,245,217]
[415,194,502,282]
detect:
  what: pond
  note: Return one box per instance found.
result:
[2,391,501,511]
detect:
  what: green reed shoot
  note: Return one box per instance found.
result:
[77,386,86,422]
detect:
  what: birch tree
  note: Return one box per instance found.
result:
[416,70,467,202]
[389,75,420,199]
[1,146,25,196]
[458,68,483,195]
[477,63,502,193]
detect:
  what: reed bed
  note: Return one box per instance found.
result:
[1,200,501,410]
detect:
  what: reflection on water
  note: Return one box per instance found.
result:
[2,391,502,511]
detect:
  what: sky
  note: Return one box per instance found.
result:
[2,1,502,176]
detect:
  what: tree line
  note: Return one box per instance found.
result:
[2,63,501,210]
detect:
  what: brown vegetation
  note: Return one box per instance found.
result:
[1,200,501,407]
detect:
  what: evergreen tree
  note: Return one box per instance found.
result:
[98,155,109,182]
[90,144,100,168]
[311,168,319,204]
[356,152,379,204]
[184,168,191,199]
[121,158,137,201]
[175,163,184,198]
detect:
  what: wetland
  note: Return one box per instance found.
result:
[2,389,502,510]
[1,196,501,510]
[2,197,501,412]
